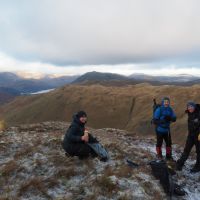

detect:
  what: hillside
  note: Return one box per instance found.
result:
[0,122,199,199]
[1,84,200,144]
[72,71,129,84]
[0,87,20,104]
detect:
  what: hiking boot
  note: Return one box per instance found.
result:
[156,147,163,159]
[190,164,200,173]
[166,147,172,160]
[174,184,187,196]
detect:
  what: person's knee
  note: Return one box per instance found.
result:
[78,144,92,156]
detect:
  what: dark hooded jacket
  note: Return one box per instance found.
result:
[186,104,200,136]
[62,114,98,152]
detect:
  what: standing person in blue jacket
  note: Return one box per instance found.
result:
[153,97,177,160]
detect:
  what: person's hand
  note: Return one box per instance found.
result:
[193,118,199,123]
[165,115,171,122]
[84,129,89,137]
[81,133,89,143]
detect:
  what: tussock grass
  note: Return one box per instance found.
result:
[18,177,51,199]
[1,160,19,177]
[14,145,34,159]
[96,175,119,195]
[54,167,77,179]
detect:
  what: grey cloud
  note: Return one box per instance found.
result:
[0,0,200,66]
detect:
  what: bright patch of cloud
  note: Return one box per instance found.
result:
[0,52,200,78]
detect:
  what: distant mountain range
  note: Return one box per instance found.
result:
[72,71,200,86]
[0,72,78,104]
[1,71,200,104]
[129,73,199,83]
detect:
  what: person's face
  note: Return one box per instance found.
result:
[163,100,170,107]
[188,106,195,113]
[79,116,87,123]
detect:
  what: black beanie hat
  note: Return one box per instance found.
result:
[76,111,87,118]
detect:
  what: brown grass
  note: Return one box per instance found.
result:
[101,165,114,177]
[32,138,43,146]
[18,177,51,199]
[54,166,77,179]
[115,165,133,178]
[45,177,59,188]
[44,137,62,148]
[48,154,72,167]
[0,83,196,144]
[1,160,19,177]
[0,197,19,200]
[14,145,34,159]
[118,195,131,200]
[96,175,119,195]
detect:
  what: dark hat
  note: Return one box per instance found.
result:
[187,101,196,109]
[162,97,170,102]
[76,111,87,118]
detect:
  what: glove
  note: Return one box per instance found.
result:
[193,118,199,124]
[165,115,171,122]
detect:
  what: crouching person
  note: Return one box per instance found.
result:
[62,111,109,161]
[176,102,200,173]
[153,97,176,160]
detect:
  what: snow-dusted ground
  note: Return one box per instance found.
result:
[137,139,200,200]
[0,122,199,200]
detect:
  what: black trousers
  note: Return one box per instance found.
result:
[178,134,200,165]
[156,132,172,148]
[63,142,97,159]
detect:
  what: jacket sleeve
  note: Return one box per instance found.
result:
[153,108,165,125]
[67,125,82,143]
[170,109,177,122]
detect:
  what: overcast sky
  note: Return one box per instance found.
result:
[0,0,200,77]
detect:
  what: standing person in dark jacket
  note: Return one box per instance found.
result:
[153,97,177,160]
[176,102,200,173]
[62,111,98,159]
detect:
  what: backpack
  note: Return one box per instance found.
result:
[149,160,186,197]
[151,98,162,125]
[88,143,109,161]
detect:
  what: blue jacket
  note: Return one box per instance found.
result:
[154,103,176,134]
